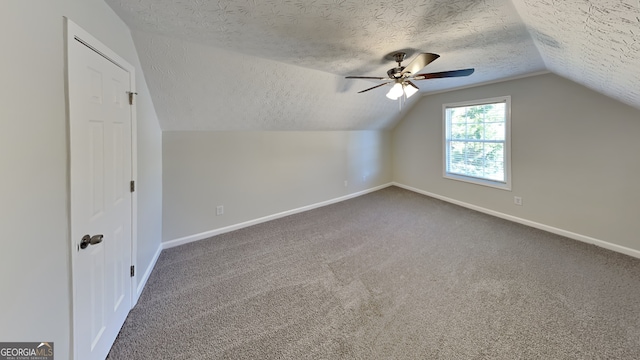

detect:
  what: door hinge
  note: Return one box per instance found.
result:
[130,265,135,277]
[127,91,137,105]
[130,180,135,192]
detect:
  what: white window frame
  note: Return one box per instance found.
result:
[442,96,512,190]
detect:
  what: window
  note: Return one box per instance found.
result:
[443,96,511,190]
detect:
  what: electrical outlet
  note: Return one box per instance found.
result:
[514,196,523,206]
[216,205,224,215]
[344,180,348,187]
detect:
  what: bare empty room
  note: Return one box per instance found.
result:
[1,0,640,359]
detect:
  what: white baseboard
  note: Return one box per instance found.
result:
[163,183,394,250]
[133,243,162,305]
[392,182,640,260]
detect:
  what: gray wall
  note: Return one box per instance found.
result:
[163,131,392,242]
[0,1,162,359]
[392,73,640,252]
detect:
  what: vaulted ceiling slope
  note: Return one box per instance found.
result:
[132,31,402,131]
[105,0,640,131]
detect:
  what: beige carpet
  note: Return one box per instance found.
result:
[108,186,640,359]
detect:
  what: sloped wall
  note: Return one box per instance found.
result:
[131,31,406,131]
[392,73,640,253]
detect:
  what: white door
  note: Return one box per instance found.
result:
[68,29,133,360]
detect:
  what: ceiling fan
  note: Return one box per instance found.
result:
[345,51,474,101]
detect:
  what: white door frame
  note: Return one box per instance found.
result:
[66,18,138,360]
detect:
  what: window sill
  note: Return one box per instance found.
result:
[444,173,511,191]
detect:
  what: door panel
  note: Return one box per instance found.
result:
[69,33,132,360]
[90,121,105,217]
[89,245,105,347]
[113,225,125,310]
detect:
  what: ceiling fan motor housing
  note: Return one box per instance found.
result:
[387,67,405,79]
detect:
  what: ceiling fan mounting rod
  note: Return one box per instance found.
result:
[393,52,406,66]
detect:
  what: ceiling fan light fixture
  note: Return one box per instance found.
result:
[404,84,419,98]
[386,82,404,100]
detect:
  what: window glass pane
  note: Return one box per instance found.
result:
[484,123,505,141]
[467,123,483,140]
[449,108,466,123]
[487,103,506,121]
[448,141,465,173]
[483,143,504,181]
[463,141,484,177]
[450,124,466,139]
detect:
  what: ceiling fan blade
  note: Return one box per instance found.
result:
[357,81,392,93]
[400,53,440,76]
[413,68,475,80]
[345,76,387,80]
[406,81,419,90]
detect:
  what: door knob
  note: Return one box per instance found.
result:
[80,234,104,249]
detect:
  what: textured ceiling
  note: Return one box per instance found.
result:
[105,0,640,131]
[511,0,640,109]
[132,31,407,131]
